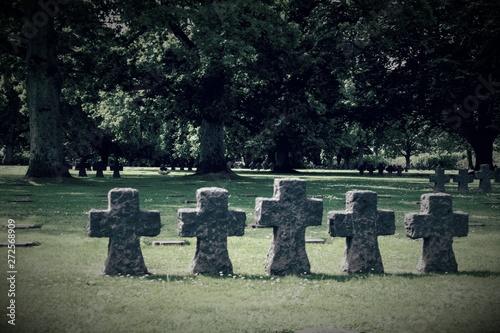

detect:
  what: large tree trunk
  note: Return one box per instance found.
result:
[273,136,296,173]
[3,127,15,165]
[25,13,64,178]
[196,118,231,174]
[470,136,496,170]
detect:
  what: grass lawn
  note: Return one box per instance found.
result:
[0,166,499,333]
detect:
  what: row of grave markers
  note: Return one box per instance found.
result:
[430,164,498,193]
[88,178,471,277]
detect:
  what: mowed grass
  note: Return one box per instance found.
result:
[0,166,499,333]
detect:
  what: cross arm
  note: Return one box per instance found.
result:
[404,213,432,239]
[88,209,111,237]
[327,211,352,237]
[178,208,202,237]
[254,198,280,227]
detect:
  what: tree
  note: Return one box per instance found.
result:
[0,1,121,177]
[344,0,500,169]
[378,115,435,169]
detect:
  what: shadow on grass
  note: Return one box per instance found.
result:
[143,270,500,283]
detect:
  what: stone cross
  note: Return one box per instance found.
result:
[404,193,468,273]
[178,187,246,275]
[76,158,91,177]
[475,164,493,193]
[328,191,395,274]
[255,178,323,275]
[88,188,161,276]
[93,161,106,178]
[110,160,123,178]
[429,167,450,192]
[452,169,474,193]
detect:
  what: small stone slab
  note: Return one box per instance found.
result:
[247,223,271,229]
[165,194,185,197]
[404,193,468,273]
[306,238,325,244]
[178,187,246,275]
[296,328,358,333]
[7,199,33,203]
[13,194,32,197]
[0,241,40,247]
[255,178,323,275]
[4,224,40,229]
[240,194,258,197]
[328,190,395,274]
[88,188,161,276]
[152,240,186,246]
[469,223,485,227]
[184,200,197,204]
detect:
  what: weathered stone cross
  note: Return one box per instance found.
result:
[178,187,246,275]
[404,193,468,273]
[88,188,161,275]
[255,178,323,275]
[429,167,450,192]
[475,164,493,193]
[451,169,474,193]
[328,190,395,274]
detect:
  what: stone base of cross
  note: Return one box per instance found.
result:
[254,178,323,276]
[88,188,161,276]
[328,190,395,274]
[178,187,246,275]
[404,193,468,273]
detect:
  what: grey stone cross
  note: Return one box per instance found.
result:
[178,187,246,275]
[255,178,323,275]
[328,191,395,274]
[475,164,493,193]
[88,188,161,276]
[404,193,468,273]
[429,167,450,192]
[452,169,474,194]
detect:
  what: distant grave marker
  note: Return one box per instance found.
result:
[451,169,474,193]
[76,158,91,177]
[475,164,493,193]
[429,167,450,193]
[255,178,323,275]
[178,187,246,275]
[110,160,123,178]
[404,193,468,273]
[328,191,395,274]
[92,161,106,178]
[88,188,161,276]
